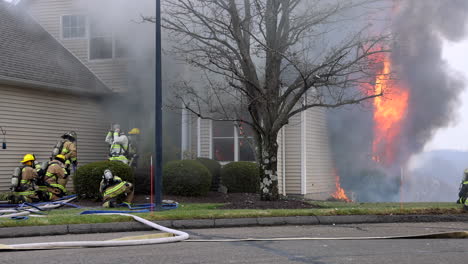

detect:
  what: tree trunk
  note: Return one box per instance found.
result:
[258,132,280,201]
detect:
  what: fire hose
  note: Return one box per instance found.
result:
[0,213,189,250]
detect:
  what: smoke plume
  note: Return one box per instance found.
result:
[329,0,468,201]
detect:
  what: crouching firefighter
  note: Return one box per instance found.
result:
[105,124,129,164]
[457,169,468,211]
[99,169,134,208]
[8,154,44,203]
[43,154,69,201]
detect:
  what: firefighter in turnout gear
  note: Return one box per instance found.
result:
[60,131,77,175]
[457,169,468,211]
[99,169,134,208]
[44,154,69,201]
[8,154,41,203]
[105,124,129,164]
[127,128,140,168]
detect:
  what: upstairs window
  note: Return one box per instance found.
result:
[89,19,128,60]
[89,18,113,60]
[62,15,87,39]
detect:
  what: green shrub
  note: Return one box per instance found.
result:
[163,160,212,196]
[196,158,222,191]
[221,162,259,193]
[73,161,134,199]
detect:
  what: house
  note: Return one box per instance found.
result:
[181,107,336,200]
[6,0,337,199]
[0,1,111,191]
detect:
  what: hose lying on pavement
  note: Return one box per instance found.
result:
[185,231,468,242]
[0,213,190,251]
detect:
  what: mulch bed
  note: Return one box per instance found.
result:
[73,192,321,209]
[164,192,321,210]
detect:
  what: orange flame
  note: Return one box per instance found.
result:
[331,171,351,202]
[372,54,409,165]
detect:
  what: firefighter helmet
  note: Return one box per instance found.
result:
[103,169,113,181]
[55,154,66,163]
[129,128,140,135]
[21,153,36,163]
[61,131,77,141]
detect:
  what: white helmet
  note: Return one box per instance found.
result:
[103,169,113,181]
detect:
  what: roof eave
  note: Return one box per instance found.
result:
[0,75,114,97]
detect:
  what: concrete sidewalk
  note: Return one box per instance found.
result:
[1,214,467,239]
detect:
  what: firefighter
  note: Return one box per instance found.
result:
[43,154,69,201]
[99,169,134,208]
[105,124,129,164]
[457,169,468,211]
[8,154,41,203]
[60,131,77,175]
[127,128,140,168]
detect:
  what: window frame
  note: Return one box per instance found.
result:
[61,14,88,40]
[87,19,128,61]
[211,121,256,163]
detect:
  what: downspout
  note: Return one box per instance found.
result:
[282,128,286,196]
[197,118,201,157]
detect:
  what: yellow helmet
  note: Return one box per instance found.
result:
[55,154,66,161]
[21,154,36,163]
[129,128,140,135]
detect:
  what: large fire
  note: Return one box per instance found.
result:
[372,54,409,165]
[331,171,351,202]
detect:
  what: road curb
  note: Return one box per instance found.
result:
[1,214,467,239]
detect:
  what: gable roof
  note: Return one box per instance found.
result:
[0,2,110,95]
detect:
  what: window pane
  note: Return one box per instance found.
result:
[63,28,71,39]
[213,121,234,137]
[90,37,113,59]
[114,37,128,58]
[62,16,71,28]
[77,27,86,38]
[213,138,234,161]
[70,27,78,38]
[70,15,78,27]
[237,123,254,137]
[239,138,256,161]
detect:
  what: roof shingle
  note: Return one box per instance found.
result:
[0,2,110,94]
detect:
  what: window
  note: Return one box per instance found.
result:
[62,15,87,39]
[212,121,256,162]
[89,19,128,60]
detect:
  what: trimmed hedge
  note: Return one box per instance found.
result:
[196,158,222,191]
[73,161,134,199]
[163,160,212,196]
[221,162,259,193]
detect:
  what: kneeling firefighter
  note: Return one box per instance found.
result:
[457,169,468,211]
[99,169,134,208]
[43,155,69,201]
[8,154,43,203]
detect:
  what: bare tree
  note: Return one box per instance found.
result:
[146,0,392,200]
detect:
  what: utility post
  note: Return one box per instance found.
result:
[153,0,163,210]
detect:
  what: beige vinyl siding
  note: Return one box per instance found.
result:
[0,85,109,191]
[283,114,302,194]
[27,0,129,92]
[198,119,211,158]
[305,108,335,200]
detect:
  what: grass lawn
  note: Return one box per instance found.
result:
[0,201,466,228]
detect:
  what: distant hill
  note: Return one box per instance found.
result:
[406,150,467,202]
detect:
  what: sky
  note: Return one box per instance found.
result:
[423,39,468,152]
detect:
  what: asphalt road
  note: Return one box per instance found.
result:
[0,222,467,264]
